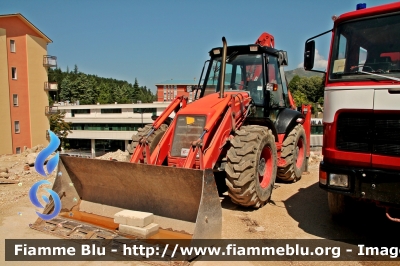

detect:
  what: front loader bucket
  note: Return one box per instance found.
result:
[31,156,222,240]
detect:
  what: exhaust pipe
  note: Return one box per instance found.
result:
[219,37,227,98]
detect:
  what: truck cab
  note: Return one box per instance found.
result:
[304,2,400,220]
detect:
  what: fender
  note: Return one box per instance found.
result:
[275,108,304,135]
[244,117,278,141]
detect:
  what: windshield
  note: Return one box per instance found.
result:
[329,13,400,81]
[203,53,265,105]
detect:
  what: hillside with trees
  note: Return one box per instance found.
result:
[287,74,325,115]
[48,65,156,105]
[284,67,324,83]
[48,65,324,115]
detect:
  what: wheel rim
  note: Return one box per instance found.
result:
[258,146,273,189]
[295,137,305,169]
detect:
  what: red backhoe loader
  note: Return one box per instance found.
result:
[32,33,311,242]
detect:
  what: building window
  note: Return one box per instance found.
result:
[13,94,18,106]
[100,108,122,114]
[134,108,156,114]
[16,147,21,154]
[14,121,20,133]
[71,109,90,117]
[10,40,15,53]
[11,67,17,80]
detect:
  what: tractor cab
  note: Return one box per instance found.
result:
[197,45,290,120]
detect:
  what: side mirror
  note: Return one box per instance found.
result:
[304,40,315,70]
[278,51,289,66]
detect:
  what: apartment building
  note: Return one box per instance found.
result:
[0,13,56,154]
[155,80,200,102]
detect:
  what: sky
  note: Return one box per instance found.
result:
[1,0,396,91]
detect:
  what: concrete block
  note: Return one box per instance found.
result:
[114,210,154,227]
[119,223,159,238]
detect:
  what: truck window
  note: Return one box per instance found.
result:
[329,13,400,81]
[268,56,285,108]
[338,34,347,60]
[359,47,367,65]
[210,54,265,105]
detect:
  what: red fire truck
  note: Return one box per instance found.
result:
[304,2,400,221]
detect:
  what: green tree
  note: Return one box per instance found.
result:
[50,68,156,104]
[59,75,75,102]
[49,111,72,150]
[288,75,301,92]
[292,89,309,106]
[288,75,324,115]
[113,84,131,104]
[74,64,79,74]
[97,83,113,104]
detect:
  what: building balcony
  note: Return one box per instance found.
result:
[45,106,59,116]
[43,55,57,67]
[44,82,58,91]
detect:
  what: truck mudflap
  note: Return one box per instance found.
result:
[31,156,222,240]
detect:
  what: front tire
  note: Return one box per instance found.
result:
[225,125,277,208]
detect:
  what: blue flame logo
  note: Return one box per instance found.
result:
[35,130,60,176]
[29,180,61,220]
[29,130,62,220]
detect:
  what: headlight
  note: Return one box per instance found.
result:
[329,173,349,188]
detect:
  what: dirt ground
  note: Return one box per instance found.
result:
[0,149,399,266]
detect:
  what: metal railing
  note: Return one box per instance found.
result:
[45,106,59,115]
[44,81,58,91]
[43,55,57,67]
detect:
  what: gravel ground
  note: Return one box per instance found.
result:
[0,149,398,266]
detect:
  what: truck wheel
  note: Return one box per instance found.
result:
[126,124,168,157]
[277,124,307,182]
[225,125,277,208]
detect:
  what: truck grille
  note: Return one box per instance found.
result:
[336,113,400,156]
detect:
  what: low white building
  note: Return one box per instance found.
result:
[53,102,170,157]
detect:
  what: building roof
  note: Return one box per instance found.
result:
[155,79,200,85]
[0,13,52,43]
[55,102,170,110]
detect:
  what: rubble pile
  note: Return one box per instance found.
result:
[96,149,130,162]
[308,150,323,164]
[0,145,48,181]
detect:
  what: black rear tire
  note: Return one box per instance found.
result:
[225,125,277,208]
[277,124,307,182]
[126,124,168,159]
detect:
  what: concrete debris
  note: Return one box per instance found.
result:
[96,149,130,162]
[22,144,44,156]
[26,153,39,166]
[25,152,54,166]
[255,226,266,232]
[0,172,10,179]
[308,150,323,164]
[0,167,8,173]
